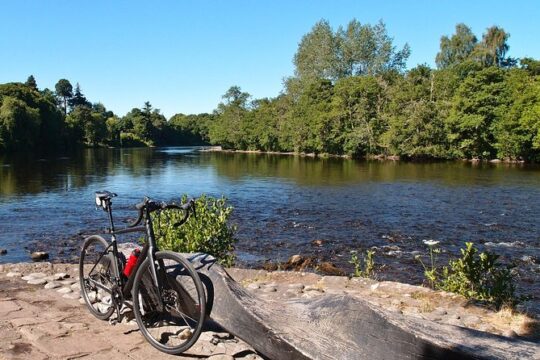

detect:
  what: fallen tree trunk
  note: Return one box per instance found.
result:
[185,253,538,360]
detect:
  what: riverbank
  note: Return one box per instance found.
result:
[0,261,538,353]
[200,146,529,164]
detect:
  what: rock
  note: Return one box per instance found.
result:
[287,283,305,291]
[59,279,75,286]
[178,328,193,340]
[27,278,47,285]
[317,262,344,276]
[288,255,304,266]
[31,251,49,261]
[57,287,73,294]
[79,297,86,305]
[304,285,324,293]
[502,329,518,338]
[262,261,278,271]
[311,239,324,247]
[6,272,22,278]
[22,272,47,280]
[0,248,7,255]
[45,281,62,289]
[63,292,81,300]
[261,286,277,293]
[53,272,69,280]
[370,283,380,291]
[246,283,260,290]
[70,283,81,291]
[208,355,234,360]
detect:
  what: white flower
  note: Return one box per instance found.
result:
[423,239,440,247]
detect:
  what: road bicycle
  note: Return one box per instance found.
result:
[79,190,206,355]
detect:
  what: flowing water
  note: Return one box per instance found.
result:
[1,147,539,305]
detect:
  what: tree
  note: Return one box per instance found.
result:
[520,57,540,76]
[25,75,38,91]
[209,86,252,149]
[0,96,41,150]
[293,19,410,81]
[55,79,73,114]
[331,76,384,155]
[336,20,410,76]
[446,67,507,158]
[294,20,339,81]
[436,24,478,69]
[68,83,90,109]
[475,26,512,67]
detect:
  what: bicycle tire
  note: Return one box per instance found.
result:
[132,251,206,355]
[79,235,116,320]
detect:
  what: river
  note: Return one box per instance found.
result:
[0,147,539,305]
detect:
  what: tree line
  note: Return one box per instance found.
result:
[207,20,540,161]
[0,77,210,152]
[2,19,540,161]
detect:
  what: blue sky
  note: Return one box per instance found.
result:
[1,1,539,117]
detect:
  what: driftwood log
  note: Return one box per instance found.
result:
[184,253,538,360]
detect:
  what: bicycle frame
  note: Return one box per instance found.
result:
[87,201,165,309]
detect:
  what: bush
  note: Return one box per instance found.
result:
[417,241,519,309]
[154,194,237,266]
[439,242,517,309]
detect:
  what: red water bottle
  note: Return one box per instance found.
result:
[123,248,141,277]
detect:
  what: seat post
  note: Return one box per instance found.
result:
[107,200,115,233]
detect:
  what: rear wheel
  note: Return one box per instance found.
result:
[132,251,206,355]
[79,235,115,320]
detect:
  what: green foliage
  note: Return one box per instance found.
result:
[2,20,540,162]
[439,242,517,309]
[349,249,375,278]
[417,241,520,309]
[155,195,237,267]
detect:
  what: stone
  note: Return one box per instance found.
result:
[53,272,69,280]
[59,279,75,286]
[502,329,518,338]
[208,355,234,360]
[79,298,86,305]
[22,272,47,281]
[31,251,49,261]
[44,281,62,289]
[57,287,72,294]
[70,282,81,291]
[62,292,81,300]
[246,283,260,290]
[317,262,344,276]
[311,239,324,247]
[288,255,304,266]
[261,286,277,293]
[27,278,47,285]
[0,248,7,255]
[370,283,380,291]
[304,285,324,293]
[6,272,22,278]
[287,283,305,291]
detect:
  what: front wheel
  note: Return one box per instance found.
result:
[79,235,115,320]
[132,251,206,355]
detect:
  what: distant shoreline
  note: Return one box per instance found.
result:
[199,146,527,164]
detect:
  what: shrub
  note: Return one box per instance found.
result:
[417,241,519,309]
[349,249,375,278]
[154,194,237,267]
[439,242,517,309]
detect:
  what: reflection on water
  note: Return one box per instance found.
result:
[0,147,539,304]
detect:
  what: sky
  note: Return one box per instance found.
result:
[1,1,539,118]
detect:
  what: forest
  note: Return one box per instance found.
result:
[1,20,540,161]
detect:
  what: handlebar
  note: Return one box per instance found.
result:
[127,197,196,228]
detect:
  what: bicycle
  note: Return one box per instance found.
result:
[79,190,206,355]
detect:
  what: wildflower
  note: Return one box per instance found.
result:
[423,239,440,247]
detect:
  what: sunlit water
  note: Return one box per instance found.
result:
[1,147,539,306]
